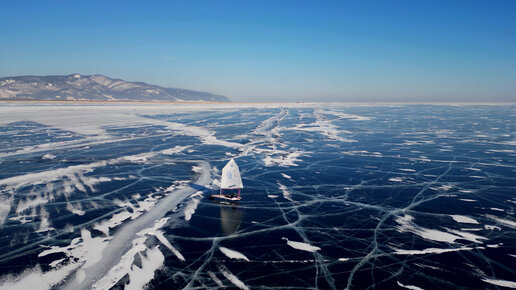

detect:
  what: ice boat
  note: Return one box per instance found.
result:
[210,158,243,202]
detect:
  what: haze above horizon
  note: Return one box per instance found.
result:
[1,0,515,102]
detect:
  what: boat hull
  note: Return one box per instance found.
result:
[209,194,242,202]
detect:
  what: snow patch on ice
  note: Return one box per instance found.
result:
[321,110,373,121]
[126,246,165,290]
[490,208,504,212]
[0,149,175,193]
[143,220,185,262]
[342,150,382,157]
[486,215,516,228]
[393,246,474,255]
[0,151,166,222]
[288,109,357,142]
[93,218,180,289]
[48,258,66,269]
[122,152,155,163]
[485,225,501,231]
[0,264,80,290]
[281,173,292,180]
[263,150,307,167]
[162,145,190,155]
[450,215,479,224]
[208,271,224,287]
[93,210,133,236]
[459,198,476,202]
[66,202,85,216]
[92,194,166,236]
[482,278,516,288]
[39,228,110,271]
[396,215,461,243]
[184,191,203,221]
[163,121,242,149]
[277,182,293,202]
[431,185,453,191]
[444,228,487,244]
[164,180,189,193]
[16,196,48,214]
[35,207,54,233]
[395,215,487,244]
[219,247,250,261]
[397,281,424,290]
[282,237,320,252]
[218,264,249,290]
[42,154,56,160]
[0,196,12,226]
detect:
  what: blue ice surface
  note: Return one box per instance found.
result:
[0,105,515,289]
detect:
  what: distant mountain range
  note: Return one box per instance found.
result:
[0,74,230,102]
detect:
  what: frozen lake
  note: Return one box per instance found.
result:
[0,103,515,289]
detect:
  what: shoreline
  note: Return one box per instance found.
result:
[0,100,515,106]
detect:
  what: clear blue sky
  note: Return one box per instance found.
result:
[1,0,515,102]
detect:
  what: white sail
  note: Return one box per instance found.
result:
[220,158,243,189]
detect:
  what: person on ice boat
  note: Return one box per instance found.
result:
[211,158,243,202]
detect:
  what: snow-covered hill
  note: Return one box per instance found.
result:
[0,74,230,102]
